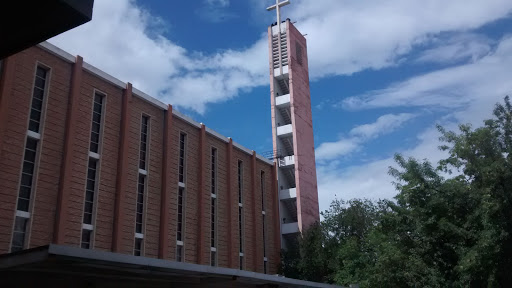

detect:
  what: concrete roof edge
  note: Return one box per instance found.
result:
[38,41,76,63]
[205,127,229,143]
[82,61,126,89]
[132,87,167,110]
[172,109,202,129]
[35,42,272,166]
[256,153,274,165]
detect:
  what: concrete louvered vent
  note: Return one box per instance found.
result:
[272,32,288,69]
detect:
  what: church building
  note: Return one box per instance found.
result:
[0,1,326,287]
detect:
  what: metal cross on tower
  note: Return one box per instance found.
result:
[266,0,290,33]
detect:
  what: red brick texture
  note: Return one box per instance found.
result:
[54,55,83,244]
[0,45,280,274]
[287,21,320,231]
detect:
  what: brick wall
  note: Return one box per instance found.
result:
[0,45,279,274]
[81,71,124,251]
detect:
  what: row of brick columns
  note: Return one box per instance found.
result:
[32,55,282,270]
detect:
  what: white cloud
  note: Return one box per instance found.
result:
[349,113,416,139]
[50,0,265,114]
[288,0,512,78]
[416,33,493,64]
[315,113,416,161]
[49,0,512,114]
[341,36,512,115]
[317,124,451,212]
[315,139,360,161]
[316,36,512,212]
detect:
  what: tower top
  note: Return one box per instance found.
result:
[266,0,290,31]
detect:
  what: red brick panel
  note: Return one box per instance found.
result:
[172,118,200,263]
[226,138,234,268]
[206,134,229,267]
[112,83,132,253]
[0,55,22,253]
[233,148,253,271]
[159,105,173,259]
[129,96,164,258]
[31,47,73,248]
[54,55,83,245]
[81,72,124,251]
[287,21,320,231]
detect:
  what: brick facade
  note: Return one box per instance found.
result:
[0,44,280,274]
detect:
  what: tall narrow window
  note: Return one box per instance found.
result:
[11,217,28,252]
[83,158,97,225]
[238,160,243,204]
[261,170,267,272]
[176,132,187,261]
[211,197,217,266]
[139,116,148,170]
[263,214,267,257]
[261,171,265,211]
[135,175,145,233]
[81,229,92,249]
[89,93,104,153]
[17,138,37,212]
[238,160,244,269]
[81,92,105,250]
[210,147,217,266]
[178,133,186,183]
[211,148,217,195]
[134,116,149,256]
[134,238,142,256]
[239,206,244,270]
[28,67,47,133]
[176,186,185,262]
[11,66,49,252]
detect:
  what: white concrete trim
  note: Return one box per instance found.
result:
[135,233,144,239]
[279,188,297,200]
[282,222,300,234]
[26,130,41,140]
[36,42,274,169]
[279,155,295,168]
[132,88,167,110]
[82,223,93,231]
[205,127,229,143]
[273,65,289,78]
[38,42,76,63]
[256,154,274,165]
[264,257,268,262]
[232,141,253,156]
[176,240,184,246]
[178,182,185,188]
[239,252,244,257]
[82,62,126,89]
[16,210,30,219]
[210,247,217,252]
[88,151,100,160]
[262,210,266,215]
[238,203,243,207]
[277,124,293,138]
[138,168,147,176]
[172,109,202,128]
[211,193,217,199]
[276,94,290,107]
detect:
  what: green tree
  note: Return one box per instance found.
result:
[281,97,512,288]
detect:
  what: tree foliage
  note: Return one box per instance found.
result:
[282,97,512,287]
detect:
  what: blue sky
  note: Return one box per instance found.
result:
[50,0,512,212]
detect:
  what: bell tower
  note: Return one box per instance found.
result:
[267,1,319,248]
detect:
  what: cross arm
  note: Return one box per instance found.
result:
[266,0,290,11]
